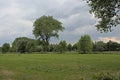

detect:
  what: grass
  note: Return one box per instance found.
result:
[0,53,120,80]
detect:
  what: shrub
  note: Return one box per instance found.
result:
[93,72,120,80]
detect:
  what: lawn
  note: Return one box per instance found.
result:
[0,53,120,80]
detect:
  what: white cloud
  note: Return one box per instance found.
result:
[98,37,120,43]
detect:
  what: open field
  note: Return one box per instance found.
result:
[0,53,120,80]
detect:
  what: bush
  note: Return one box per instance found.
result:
[93,72,120,80]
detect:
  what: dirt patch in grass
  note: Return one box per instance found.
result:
[0,69,14,80]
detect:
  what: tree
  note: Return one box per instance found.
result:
[12,37,36,53]
[33,15,64,51]
[72,43,78,51]
[78,35,93,54]
[57,41,67,53]
[77,41,81,53]
[93,41,106,52]
[17,39,28,53]
[86,0,120,32]
[26,41,36,53]
[106,40,120,51]
[2,43,10,53]
[67,43,72,52]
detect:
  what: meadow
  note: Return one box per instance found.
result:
[0,53,120,80]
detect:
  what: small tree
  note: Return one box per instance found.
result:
[78,35,93,54]
[2,43,10,53]
[33,15,64,51]
[57,41,67,53]
[67,43,72,52]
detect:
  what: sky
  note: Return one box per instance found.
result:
[0,0,120,46]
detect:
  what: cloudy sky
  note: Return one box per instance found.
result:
[0,0,120,46]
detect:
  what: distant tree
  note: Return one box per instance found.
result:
[72,43,78,51]
[26,41,36,53]
[93,41,106,52]
[86,0,120,32]
[57,41,67,53]
[77,41,81,53]
[17,39,28,53]
[106,40,120,51]
[12,37,36,53]
[67,43,72,52]
[78,35,93,54]
[33,15,64,51]
[2,43,10,53]
[0,47,1,52]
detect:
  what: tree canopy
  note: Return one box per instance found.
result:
[78,35,93,53]
[2,43,10,53]
[33,15,64,51]
[86,0,120,32]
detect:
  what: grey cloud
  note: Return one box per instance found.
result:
[0,0,120,46]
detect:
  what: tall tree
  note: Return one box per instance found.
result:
[2,43,10,53]
[33,16,64,51]
[78,35,93,54]
[86,0,120,32]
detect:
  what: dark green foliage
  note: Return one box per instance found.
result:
[67,43,72,52]
[93,72,120,80]
[26,41,36,53]
[93,41,106,52]
[77,35,93,54]
[72,43,78,51]
[33,15,64,51]
[86,0,120,32]
[1,43,10,53]
[12,37,36,53]
[57,41,67,53]
[106,40,120,51]
[17,39,28,53]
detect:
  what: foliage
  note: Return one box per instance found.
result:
[106,40,120,51]
[78,35,93,53]
[72,43,78,51]
[93,41,106,52]
[57,41,67,53]
[33,15,64,51]
[16,39,28,53]
[86,0,120,32]
[26,41,36,53]
[93,72,120,80]
[12,37,36,53]
[1,43,10,53]
[67,43,72,52]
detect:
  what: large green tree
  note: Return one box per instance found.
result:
[33,16,64,51]
[78,35,93,54]
[86,0,120,32]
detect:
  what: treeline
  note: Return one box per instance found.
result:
[0,16,120,54]
[0,35,120,54]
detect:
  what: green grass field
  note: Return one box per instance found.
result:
[0,53,120,80]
